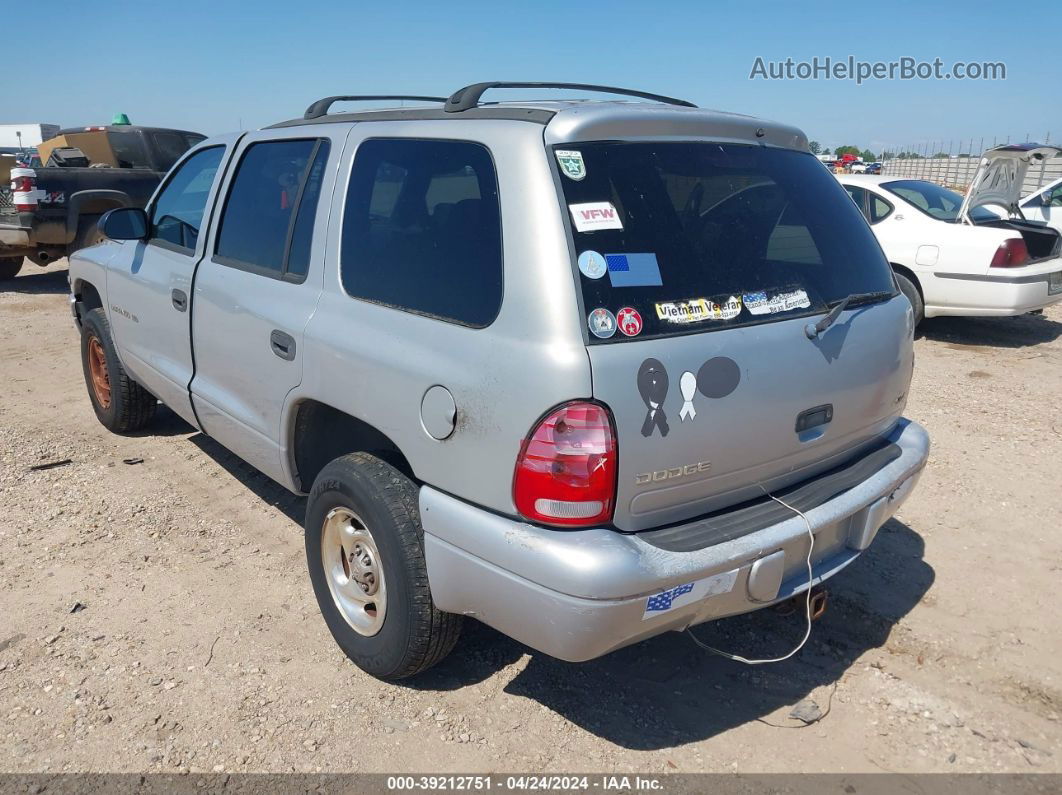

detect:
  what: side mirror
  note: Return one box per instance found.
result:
[99,207,148,241]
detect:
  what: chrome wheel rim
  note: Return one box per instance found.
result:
[321,507,386,636]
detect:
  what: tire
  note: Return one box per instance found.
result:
[80,307,158,432]
[73,215,104,253]
[0,257,23,280]
[894,271,924,326]
[305,452,462,680]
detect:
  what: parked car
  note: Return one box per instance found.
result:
[836,147,1062,324]
[864,162,882,175]
[0,124,205,280]
[1019,175,1062,235]
[68,82,929,679]
[849,162,868,174]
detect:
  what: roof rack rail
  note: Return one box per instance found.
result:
[444,82,697,113]
[304,95,447,120]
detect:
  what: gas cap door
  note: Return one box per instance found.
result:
[421,385,457,440]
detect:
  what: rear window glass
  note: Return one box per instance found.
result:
[556,143,896,342]
[882,179,997,223]
[340,139,502,328]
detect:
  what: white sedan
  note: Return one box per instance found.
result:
[836,145,1062,323]
[1020,176,1062,235]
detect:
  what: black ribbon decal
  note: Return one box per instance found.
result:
[637,358,670,438]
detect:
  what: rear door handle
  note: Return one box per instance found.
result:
[171,289,187,312]
[270,329,296,361]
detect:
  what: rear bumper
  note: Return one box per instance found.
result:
[928,266,1062,317]
[0,222,31,250]
[421,418,930,662]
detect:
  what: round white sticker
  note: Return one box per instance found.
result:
[578,250,607,280]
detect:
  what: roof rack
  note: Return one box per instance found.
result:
[304,95,447,120]
[444,82,697,113]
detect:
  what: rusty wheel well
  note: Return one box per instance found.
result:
[291,400,414,491]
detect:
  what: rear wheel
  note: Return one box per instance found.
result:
[80,307,157,432]
[894,271,924,326]
[0,257,23,280]
[305,452,462,680]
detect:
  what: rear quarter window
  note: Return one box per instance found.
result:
[340,139,502,328]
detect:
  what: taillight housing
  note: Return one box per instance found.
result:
[990,238,1029,268]
[513,401,617,527]
[11,168,37,212]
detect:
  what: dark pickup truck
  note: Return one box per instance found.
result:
[1,125,204,279]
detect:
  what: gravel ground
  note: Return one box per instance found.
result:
[1,260,1060,775]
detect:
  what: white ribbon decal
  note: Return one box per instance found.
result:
[679,371,697,421]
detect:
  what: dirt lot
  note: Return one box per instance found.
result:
[1,260,1060,775]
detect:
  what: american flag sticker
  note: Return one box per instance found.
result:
[642,569,739,620]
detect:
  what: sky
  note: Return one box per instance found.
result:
[5,0,1057,155]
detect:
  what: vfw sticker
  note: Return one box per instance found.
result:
[555,149,586,181]
[569,202,623,233]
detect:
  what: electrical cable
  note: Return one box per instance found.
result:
[686,492,816,664]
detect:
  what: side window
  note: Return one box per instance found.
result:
[214,138,330,281]
[868,193,894,224]
[341,139,502,327]
[1047,185,1062,207]
[150,146,225,253]
[843,185,869,221]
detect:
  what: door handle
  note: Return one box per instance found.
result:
[171,289,187,312]
[270,329,296,361]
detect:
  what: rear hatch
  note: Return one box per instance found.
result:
[555,141,912,531]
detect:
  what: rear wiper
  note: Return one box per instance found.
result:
[804,291,894,339]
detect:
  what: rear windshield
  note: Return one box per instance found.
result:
[555,142,896,342]
[882,179,998,223]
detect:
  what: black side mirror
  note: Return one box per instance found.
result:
[99,207,148,241]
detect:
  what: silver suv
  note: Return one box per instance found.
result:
[68,82,929,679]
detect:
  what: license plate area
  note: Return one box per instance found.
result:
[1049,271,1062,295]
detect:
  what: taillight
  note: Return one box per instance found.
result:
[513,401,617,527]
[990,238,1029,268]
[11,168,37,212]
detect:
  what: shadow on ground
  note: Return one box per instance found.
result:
[414,518,933,750]
[3,266,68,295]
[920,312,1061,348]
[184,432,933,750]
[187,432,307,525]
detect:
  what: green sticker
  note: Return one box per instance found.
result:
[555,149,586,181]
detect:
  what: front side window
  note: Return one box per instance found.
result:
[557,142,896,342]
[341,139,502,327]
[150,146,225,252]
[215,138,330,281]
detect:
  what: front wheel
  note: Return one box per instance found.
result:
[80,307,158,432]
[305,452,462,680]
[0,257,23,280]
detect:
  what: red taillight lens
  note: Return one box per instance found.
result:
[11,171,37,212]
[990,238,1029,268]
[513,401,617,527]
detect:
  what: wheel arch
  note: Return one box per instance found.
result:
[71,278,104,327]
[289,399,415,492]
